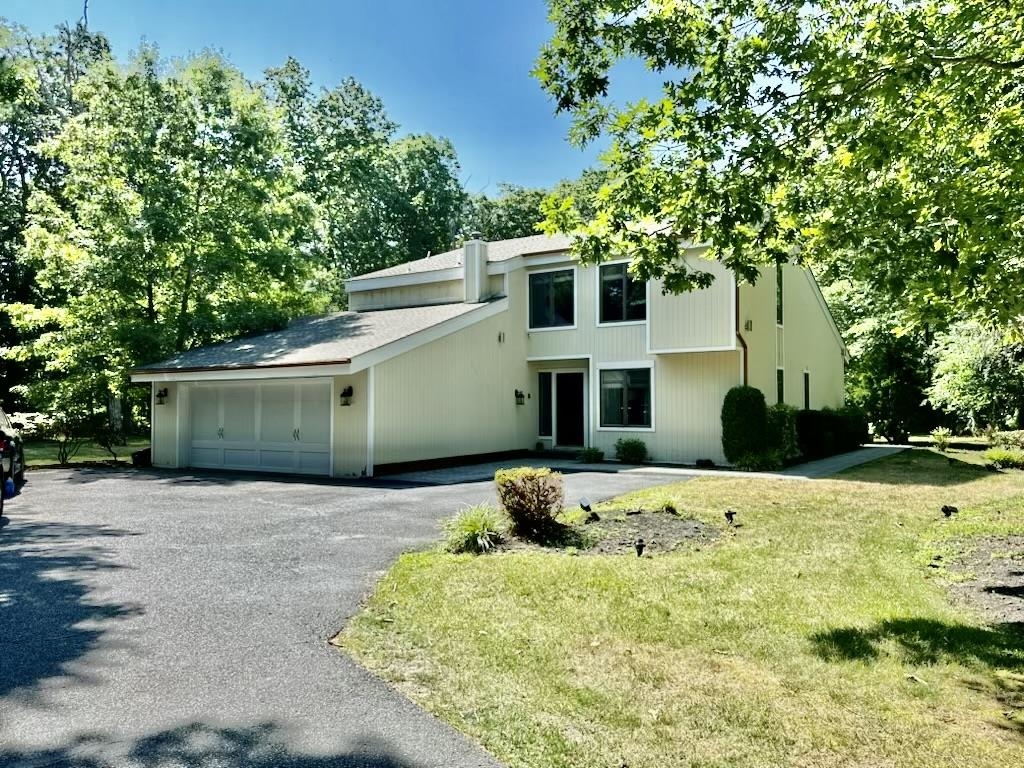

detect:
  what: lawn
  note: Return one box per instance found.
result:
[23,436,150,467]
[340,450,1024,768]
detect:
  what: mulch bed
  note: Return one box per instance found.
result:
[948,535,1024,625]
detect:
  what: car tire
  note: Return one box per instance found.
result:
[14,448,25,485]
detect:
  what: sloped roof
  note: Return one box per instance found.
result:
[349,232,576,281]
[132,302,487,373]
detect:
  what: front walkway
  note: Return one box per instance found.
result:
[384,444,907,485]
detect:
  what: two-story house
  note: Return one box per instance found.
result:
[131,233,847,476]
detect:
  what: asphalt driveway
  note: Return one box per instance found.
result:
[0,466,686,768]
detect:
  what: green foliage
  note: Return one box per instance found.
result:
[577,447,604,463]
[613,438,648,464]
[797,408,869,459]
[494,467,565,539]
[766,403,800,463]
[982,448,1024,470]
[734,451,783,472]
[721,386,768,464]
[536,1,1024,324]
[443,504,506,554]
[930,427,953,453]
[927,321,1024,432]
[992,431,1024,450]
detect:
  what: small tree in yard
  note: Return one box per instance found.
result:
[494,467,564,540]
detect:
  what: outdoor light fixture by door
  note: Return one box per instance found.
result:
[514,389,525,406]
[155,387,169,406]
[339,385,354,406]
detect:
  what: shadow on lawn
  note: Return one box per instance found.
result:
[810,618,1024,732]
[0,722,424,768]
[836,449,1002,487]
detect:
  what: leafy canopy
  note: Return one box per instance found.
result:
[535,1,1024,327]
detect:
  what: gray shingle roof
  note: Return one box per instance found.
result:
[133,302,487,373]
[349,232,576,281]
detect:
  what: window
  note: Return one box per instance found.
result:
[776,264,784,325]
[600,368,651,428]
[529,269,574,329]
[776,369,785,405]
[599,263,646,323]
[538,372,552,437]
[803,371,810,410]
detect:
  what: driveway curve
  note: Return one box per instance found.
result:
[0,466,685,768]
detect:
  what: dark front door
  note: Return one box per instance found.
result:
[555,372,585,447]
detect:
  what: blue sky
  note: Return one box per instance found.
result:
[2,0,656,195]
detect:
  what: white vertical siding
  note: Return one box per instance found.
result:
[332,371,368,477]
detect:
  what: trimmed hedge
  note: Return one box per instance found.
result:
[767,403,800,462]
[721,386,768,464]
[796,406,868,460]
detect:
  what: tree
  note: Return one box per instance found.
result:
[928,322,1024,432]
[5,49,324,424]
[463,183,547,241]
[535,1,1024,327]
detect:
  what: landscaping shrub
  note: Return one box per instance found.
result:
[797,406,867,459]
[577,447,604,463]
[734,450,783,471]
[836,405,870,448]
[614,438,648,463]
[930,427,952,452]
[443,504,507,554]
[766,403,800,462]
[992,430,1024,450]
[495,467,565,538]
[983,448,1024,469]
[721,386,768,463]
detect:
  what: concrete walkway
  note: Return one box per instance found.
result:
[385,445,907,486]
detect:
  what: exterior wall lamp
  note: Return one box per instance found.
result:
[155,387,169,406]
[339,385,354,406]
[514,389,525,406]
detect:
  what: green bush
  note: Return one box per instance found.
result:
[614,438,648,463]
[983,448,1024,469]
[495,467,565,538]
[796,406,867,459]
[443,504,507,554]
[766,403,800,462]
[930,426,952,452]
[577,447,604,463]
[992,430,1024,449]
[721,386,768,463]
[836,405,870,448]
[734,450,783,471]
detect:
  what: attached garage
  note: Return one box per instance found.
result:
[187,380,332,475]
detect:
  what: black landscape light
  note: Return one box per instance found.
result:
[634,537,645,557]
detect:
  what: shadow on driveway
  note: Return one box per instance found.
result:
[0,722,420,767]
[0,518,143,698]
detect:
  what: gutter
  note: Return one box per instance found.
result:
[735,283,748,385]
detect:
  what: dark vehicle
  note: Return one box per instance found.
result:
[0,407,26,485]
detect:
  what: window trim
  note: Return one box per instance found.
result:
[595,259,648,328]
[527,265,578,332]
[595,360,656,432]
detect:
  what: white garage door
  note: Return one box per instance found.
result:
[189,380,331,475]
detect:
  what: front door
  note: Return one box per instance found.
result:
[555,372,585,447]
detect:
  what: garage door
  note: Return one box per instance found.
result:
[189,380,331,475]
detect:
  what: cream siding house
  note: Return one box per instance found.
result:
[131,233,847,476]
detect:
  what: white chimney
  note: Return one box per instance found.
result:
[463,234,488,303]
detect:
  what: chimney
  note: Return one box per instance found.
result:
[463,233,488,303]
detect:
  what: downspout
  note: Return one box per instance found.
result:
[735,284,748,385]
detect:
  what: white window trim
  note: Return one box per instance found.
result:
[527,265,578,332]
[595,360,656,432]
[595,259,649,328]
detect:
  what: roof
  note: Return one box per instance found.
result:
[132,302,488,374]
[349,232,576,281]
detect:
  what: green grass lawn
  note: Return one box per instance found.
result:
[340,450,1024,768]
[23,436,150,467]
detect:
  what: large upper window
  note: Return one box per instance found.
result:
[529,269,575,329]
[599,263,646,323]
[600,368,652,428]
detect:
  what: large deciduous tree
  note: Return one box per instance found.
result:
[6,49,323,421]
[535,1,1024,327]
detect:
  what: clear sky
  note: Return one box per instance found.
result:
[2,0,654,195]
